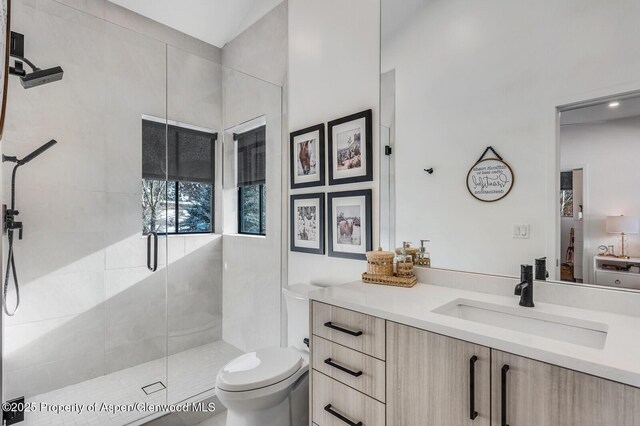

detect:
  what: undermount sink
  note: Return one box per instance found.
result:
[433,299,608,349]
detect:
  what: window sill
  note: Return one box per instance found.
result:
[224,233,266,239]
[141,233,222,239]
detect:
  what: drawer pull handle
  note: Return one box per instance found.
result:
[324,321,363,336]
[615,279,621,285]
[324,404,363,426]
[469,355,478,420]
[324,358,363,377]
[501,364,510,426]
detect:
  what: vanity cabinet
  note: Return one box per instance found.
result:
[310,302,640,426]
[492,350,640,426]
[386,322,491,426]
[311,302,386,426]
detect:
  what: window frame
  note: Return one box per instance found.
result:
[142,118,217,236]
[237,184,266,236]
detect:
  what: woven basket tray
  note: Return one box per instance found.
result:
[362,272,417,288]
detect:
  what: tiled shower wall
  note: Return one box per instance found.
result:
[2,0,223,399]
[220,1,287,353]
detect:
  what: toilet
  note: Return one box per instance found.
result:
[215,283,318,426]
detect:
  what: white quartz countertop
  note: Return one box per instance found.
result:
[309,281,640,388]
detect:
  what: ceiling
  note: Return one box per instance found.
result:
[107,0,284,48]
[560,94,640,126]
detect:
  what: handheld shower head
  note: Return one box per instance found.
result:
[18,139,58,165]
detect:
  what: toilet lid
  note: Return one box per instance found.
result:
[216,347,303,392]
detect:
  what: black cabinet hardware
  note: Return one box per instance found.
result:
[324,358,363,377]
[324,321,363,336]
[501,364,510,426]
[469,355,478,420]
[324,404,363,426]
[146,232,158,272]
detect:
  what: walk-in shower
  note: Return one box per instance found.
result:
[1,1,284,424]
[2,139,57,316]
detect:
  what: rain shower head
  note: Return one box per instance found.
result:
[19,139,57,165]
[20,66,64,89]
[9,32,64,89]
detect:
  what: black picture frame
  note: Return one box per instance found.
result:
[328,109,373,185]
[290,123,325,189]
[290,193,325,255]
[327,189,372,260]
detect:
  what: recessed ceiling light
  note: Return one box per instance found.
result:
[608,101,620,108]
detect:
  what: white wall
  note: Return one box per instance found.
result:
[382,0,640,277]
[222,1,288,87]
[288,0,380,286]
[560,117,640,282]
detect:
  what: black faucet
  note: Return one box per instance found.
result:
[535,257,548,281]
[514,264,534,307]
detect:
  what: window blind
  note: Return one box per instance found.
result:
[142,119,216,184]
[560,171,573,191]
[236,125,266,187]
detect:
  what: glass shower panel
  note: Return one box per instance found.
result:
[165,46,235,405]
[1,0,168,424]
[103,17,169,418]
[218,68,282,353]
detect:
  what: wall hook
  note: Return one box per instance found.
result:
[424,168,434,174]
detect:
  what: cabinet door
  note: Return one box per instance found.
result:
[492,350,640,426]
[490,350,561,426]
[387,322,491,426]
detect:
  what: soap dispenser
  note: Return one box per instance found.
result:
[415,239,431,267]
[396,241,415,277]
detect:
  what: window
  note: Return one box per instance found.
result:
[560,171,573,218]
[237,125,266,235]
[142,119,216,234]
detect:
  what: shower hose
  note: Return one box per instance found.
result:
[4,164,21,316]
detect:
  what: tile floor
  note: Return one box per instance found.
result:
[18,340,242,426]
[196,411,226,426]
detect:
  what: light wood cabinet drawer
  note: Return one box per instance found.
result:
[312,335,386,402]
[312,301,386,360]
[312,370,385,426]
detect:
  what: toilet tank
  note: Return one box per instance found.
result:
[283,284,320,352]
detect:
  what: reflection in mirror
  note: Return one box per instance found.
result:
[379,69,395,250]
[558,92,640,290]
[381,0,640,290]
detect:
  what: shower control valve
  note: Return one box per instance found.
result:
[4,208,23,239]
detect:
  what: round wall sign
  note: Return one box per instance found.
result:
[466,158,514,202]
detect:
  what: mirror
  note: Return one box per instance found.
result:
[380,0,640,291]
[557,92,640,289]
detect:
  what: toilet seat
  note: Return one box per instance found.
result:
[216,347,303,392]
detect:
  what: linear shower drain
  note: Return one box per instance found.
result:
[142,381,166,395]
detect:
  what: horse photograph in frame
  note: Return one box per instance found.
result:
[327,189,372,260]
[290,123,325,189]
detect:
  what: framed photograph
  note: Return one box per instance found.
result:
[290,124,325,189]
[328,109,373,185]
[290,193,325,255]
[327,189,372,260]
